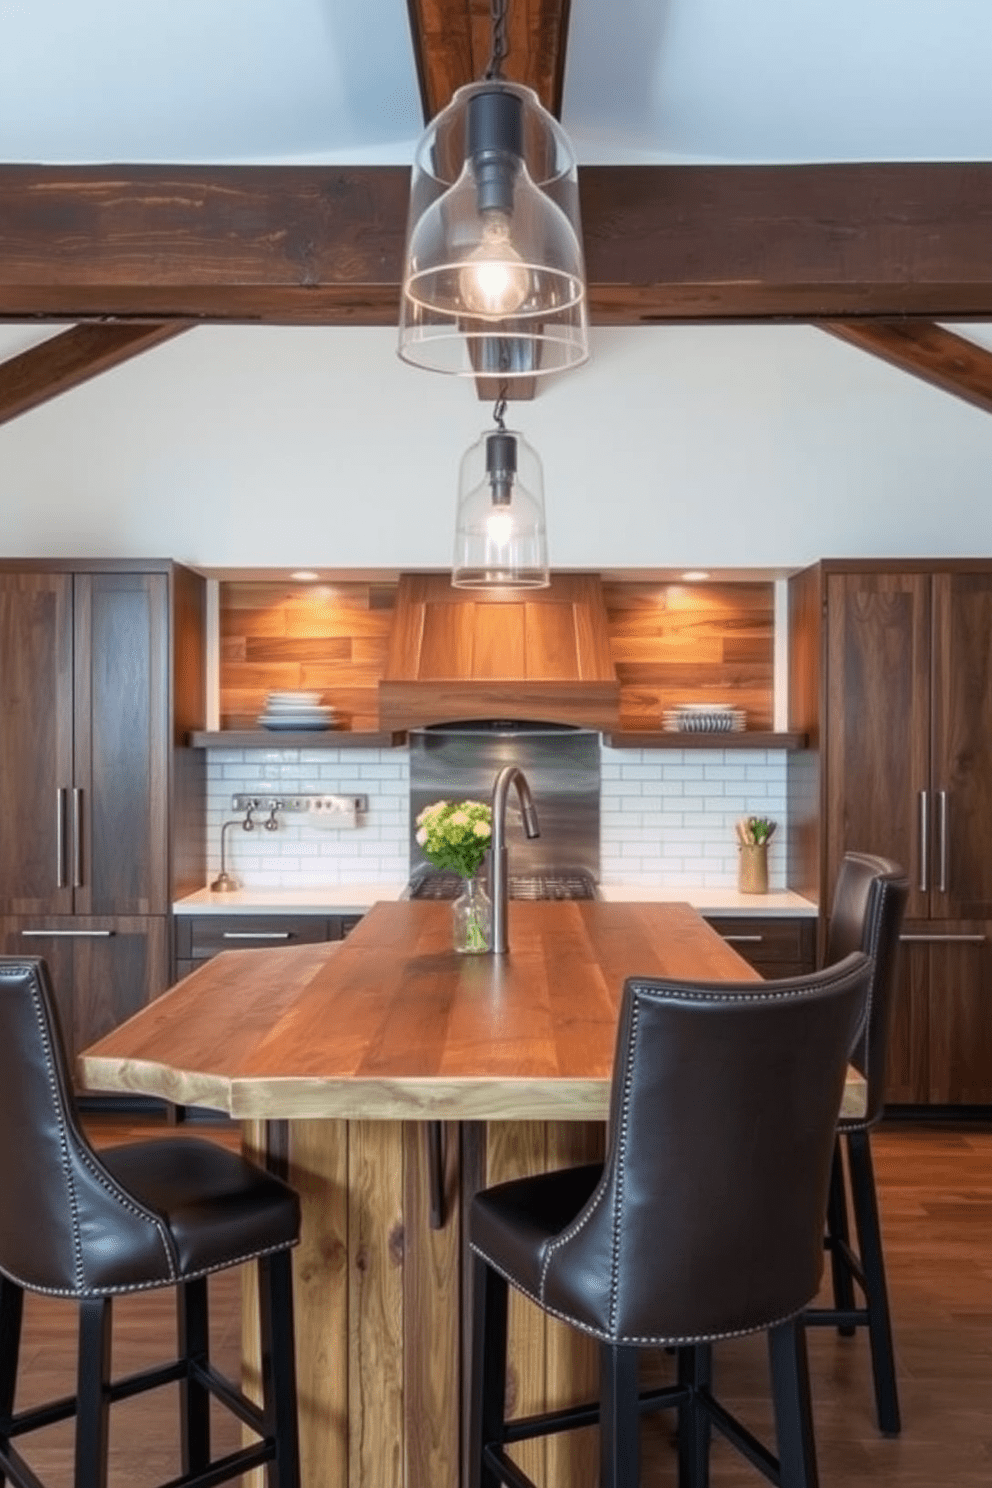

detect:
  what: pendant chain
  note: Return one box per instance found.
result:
[484,0,508,80]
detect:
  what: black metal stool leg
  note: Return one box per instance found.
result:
[677,1343,711,1488]
[768,1318,818,1488]
[826,1139,856,1334]
[75,1296,112,1488]
[178,1275,211,1475]
[469,1255,508,1488]
[0,1278,23,1488]
[599,1343,639,1488]
[847,1130,901,1435]
[258,1250,301,1488]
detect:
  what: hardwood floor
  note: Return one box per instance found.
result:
[7,1116,992,1486]
[642,1121,992,1487]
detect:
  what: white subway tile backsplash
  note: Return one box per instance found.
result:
[203,744,788,893]
[598,746,787,889]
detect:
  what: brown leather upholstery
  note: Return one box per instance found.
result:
[824,852,909,1129]
[471,952,871,1346]
[0,957,299,1297]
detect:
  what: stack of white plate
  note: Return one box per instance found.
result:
[257,691,337,731]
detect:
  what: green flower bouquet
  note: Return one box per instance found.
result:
[415,799,493,877]
[416,799,493,952]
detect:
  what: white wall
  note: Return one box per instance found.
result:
[1,323,990,570]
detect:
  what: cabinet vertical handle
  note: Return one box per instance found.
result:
[56,788,67,889]
[72,788,83,889]
[937,790,948,894]
[918,790,929,894]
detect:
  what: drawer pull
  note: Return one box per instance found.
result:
[21,929,114,939]
[221,931,293,941]
[723,934,763,944]
[72,788,83,889]
[56,788,67,889]
[937,790,949,894]
[900,933,986,944]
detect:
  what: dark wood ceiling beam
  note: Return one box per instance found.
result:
[822,319,992,416]
[4,164,992,325]
[0,321,192,427]
[406,0,571,120]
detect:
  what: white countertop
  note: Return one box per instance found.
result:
[173,884,409,915]
[174,883,816,917]
[597,885,816,916]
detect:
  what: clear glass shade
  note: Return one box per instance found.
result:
[452,427,549,589]
[399,81,589,379]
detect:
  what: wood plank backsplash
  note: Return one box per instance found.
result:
[219,582,397,731]
[602,581,774,731]
[219,578,774,733]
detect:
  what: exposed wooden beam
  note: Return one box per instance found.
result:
[0,321,192,427]
[821,319,992,416]
[406,0,571,121]
[4,164,992,325]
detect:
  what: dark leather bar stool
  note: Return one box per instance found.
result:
[0,956,301,1488]
[468,952,872,1488]
[804,852,909,1436]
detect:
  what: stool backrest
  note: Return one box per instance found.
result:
[542,953,871,1344]
[0,957,174,1295]
[825,852,908,1124]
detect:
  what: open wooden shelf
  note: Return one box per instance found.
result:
[603,730,808,750]
[188,730,407,749]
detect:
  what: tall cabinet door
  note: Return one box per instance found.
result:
[0,573,75,915]
[825,572,931,918]
[926,927,992,1102]
[73,573,170,916]
[930,573,992,920]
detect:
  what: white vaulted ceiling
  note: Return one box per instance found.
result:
[1,0,991,168]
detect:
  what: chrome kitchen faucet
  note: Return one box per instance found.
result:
[490,765,541,953]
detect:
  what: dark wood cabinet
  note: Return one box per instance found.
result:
[0,571,75,916]
[704,915,815,979]
[789,561,992,1105]
[173,911,364,981]
[0,561,206,1071]
[821,570,992,920]
[0,915,170,1064]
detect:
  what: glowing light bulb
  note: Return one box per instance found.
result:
[487,507,514,546]
[459,212,530,316]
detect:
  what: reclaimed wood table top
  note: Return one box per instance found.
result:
[79,900,866,1122]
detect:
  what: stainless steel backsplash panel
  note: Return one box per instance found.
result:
[408,721,601,884]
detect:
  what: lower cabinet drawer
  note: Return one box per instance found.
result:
[174,912,366,971]
[704,916,816,977]
[176,915,330,962]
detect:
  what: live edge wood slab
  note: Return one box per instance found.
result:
[79,902,866,1488]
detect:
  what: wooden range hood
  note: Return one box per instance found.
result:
[378,573,620,731]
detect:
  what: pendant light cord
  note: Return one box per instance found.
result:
[493,386,509,430]
[484,0,508,80]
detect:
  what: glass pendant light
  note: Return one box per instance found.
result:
[398,0,589,380]
[452,394,549,589]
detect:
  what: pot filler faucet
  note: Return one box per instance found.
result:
[490,765,541,953]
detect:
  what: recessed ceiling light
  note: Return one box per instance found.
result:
[290,570,320,582]
[681,570,710,582]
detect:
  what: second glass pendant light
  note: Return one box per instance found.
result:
[452,398,549,589]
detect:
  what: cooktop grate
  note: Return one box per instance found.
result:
[409,870,598,901]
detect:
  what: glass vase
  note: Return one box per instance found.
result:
[452,873,492,954]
